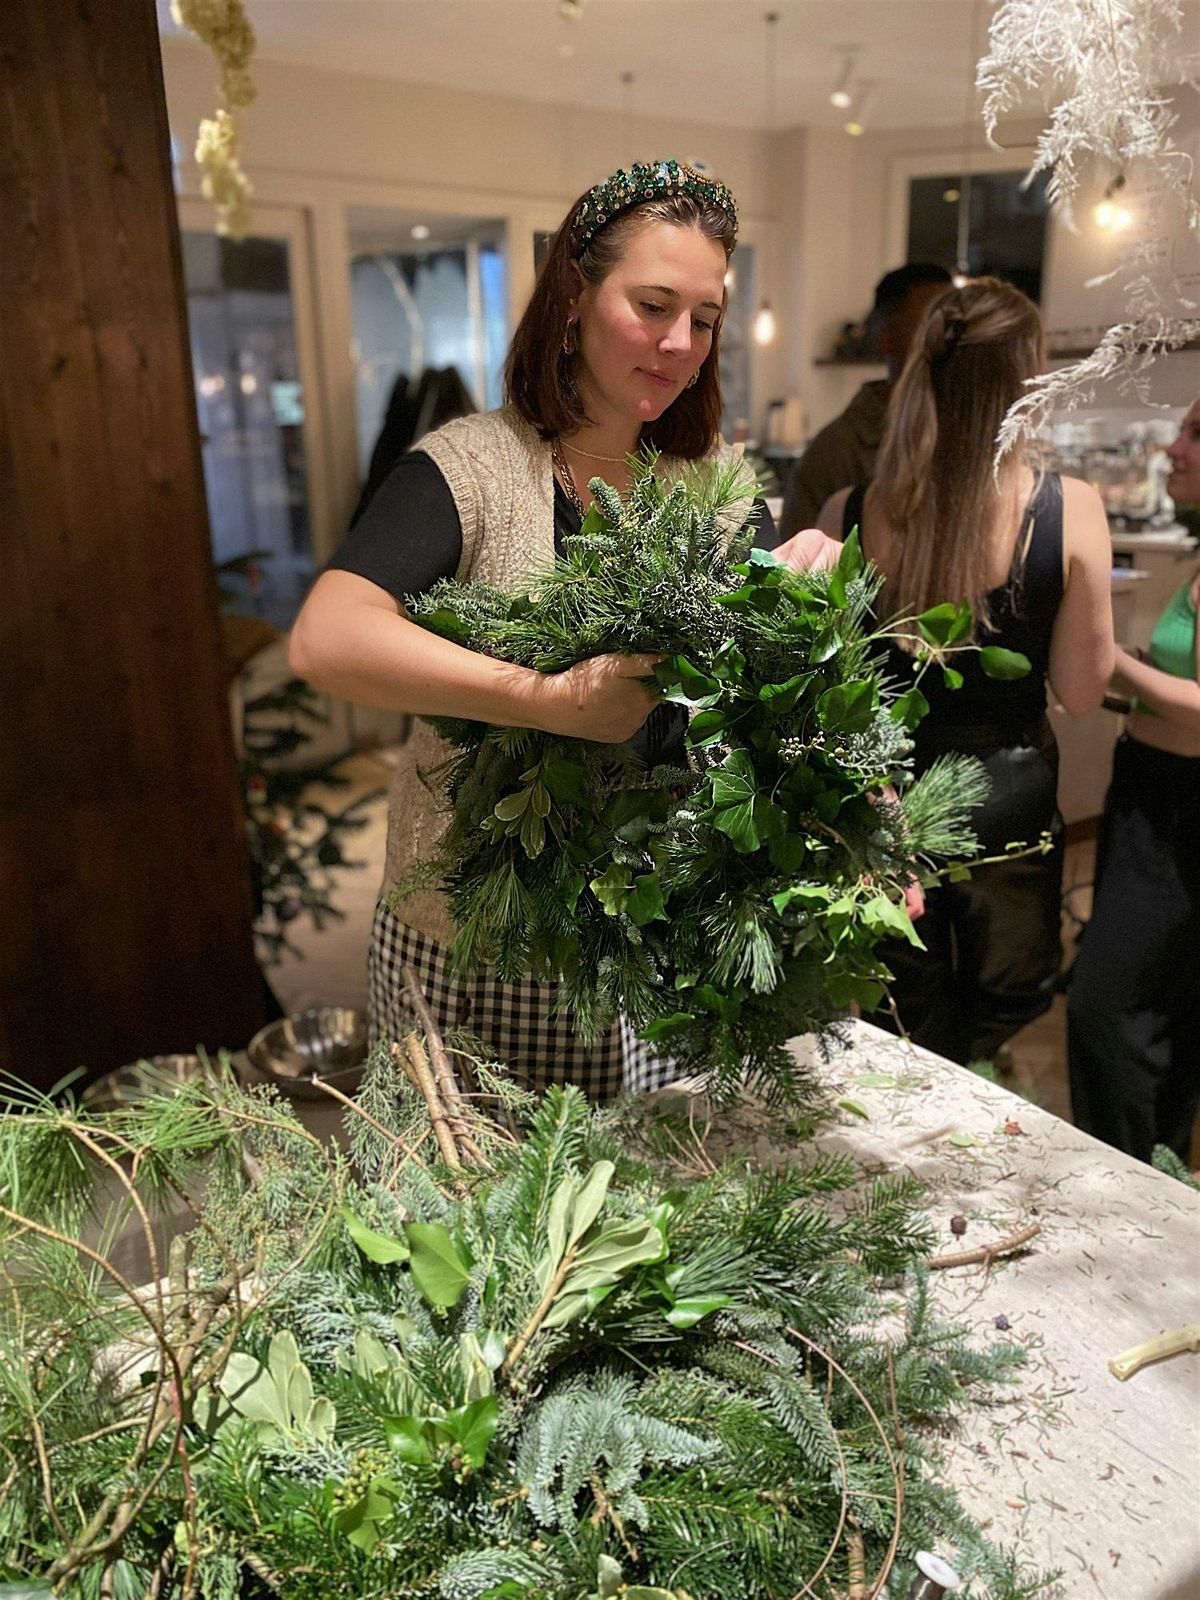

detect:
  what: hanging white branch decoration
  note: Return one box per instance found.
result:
[978,0,1200,452]
[170,0,257,240]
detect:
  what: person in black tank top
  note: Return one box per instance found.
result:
[841,477,1066,1064]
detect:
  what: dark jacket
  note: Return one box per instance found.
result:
[779,381,889,537]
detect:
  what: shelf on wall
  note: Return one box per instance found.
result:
[814,355,887,367]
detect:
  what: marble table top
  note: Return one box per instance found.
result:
[740,1022,1200,1600]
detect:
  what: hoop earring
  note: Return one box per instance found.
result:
[562,319,579,356]
[686,371,699,388]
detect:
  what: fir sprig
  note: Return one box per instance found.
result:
[0,1065,1056,1600]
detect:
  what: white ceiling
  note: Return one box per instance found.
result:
[157,0,1042,134]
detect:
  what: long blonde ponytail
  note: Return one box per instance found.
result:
[871,276,1045,637]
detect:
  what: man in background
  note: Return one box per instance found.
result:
[779,262,952,538]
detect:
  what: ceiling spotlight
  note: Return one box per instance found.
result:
[559,0,584,17]
[842,82,873,137]
[830,48,858,110]
[952,271,969,288]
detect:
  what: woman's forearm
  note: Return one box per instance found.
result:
[1112,647,1200,731]
[288,585,553,728]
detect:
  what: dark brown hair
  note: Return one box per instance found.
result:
[505,189,737,458]
[871,275,1045,634]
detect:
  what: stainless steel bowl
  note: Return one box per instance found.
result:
[244,1008,368,1100]
[81,1054,209,1112]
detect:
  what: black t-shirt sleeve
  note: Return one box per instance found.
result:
[324,451,463,606]
[747,495,779,551]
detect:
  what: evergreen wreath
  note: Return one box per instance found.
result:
[0,1037,1058,1600]
[401,455,1030,1100]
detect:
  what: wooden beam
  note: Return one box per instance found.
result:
[0,0,263,1089]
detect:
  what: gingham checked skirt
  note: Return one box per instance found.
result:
[367,900,675,1101]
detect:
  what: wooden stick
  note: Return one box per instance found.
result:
[927,1220,1041,1271]
[401,963,467,1118]
[402,1033,463,1173]
[400,966,495,1170]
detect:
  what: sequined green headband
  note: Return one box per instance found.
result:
[570,159,739,255]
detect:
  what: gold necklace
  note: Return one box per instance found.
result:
[551,437,585,516]
[559,439,632,465]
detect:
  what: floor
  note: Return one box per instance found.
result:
[270,751,1195,1161]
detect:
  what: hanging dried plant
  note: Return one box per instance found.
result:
[170,0,257,238]
[978,0,1200,449]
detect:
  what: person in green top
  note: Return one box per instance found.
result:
[1068,396,1200,1165]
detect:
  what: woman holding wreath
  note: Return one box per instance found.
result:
[290,161,831,1098]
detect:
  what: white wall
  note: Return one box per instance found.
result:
[163,39,1198,506]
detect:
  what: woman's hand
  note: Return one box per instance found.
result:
[772,527,842,574]
[535,652,662,743]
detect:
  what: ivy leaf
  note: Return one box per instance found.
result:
[439,1395,499,1467]
[344,1210,410,1265]
[579,503,608,536]
[817,679,875,734]
[626,872,667,926]
[890,687,930,731]
[826,973,885,1010]
[838,525,864,581]
[590,862,631,916]
[686,707,729,747]
[948,1132,981,1148]
[383,1415,433,1463]
[979,646,1032,680]
[711,799,760,853]
[660,655,720,703]
[942,665,965,691]
[917,600,972,647]
[641,1011,695,1042]
[826,565,847,609]
[403,1222,471,1309]
[759,672,814,714]
[862,892,926,949]
[418,608,470,645]
[542,758,589,807]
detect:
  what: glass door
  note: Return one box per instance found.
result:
[178,200,331,629]
[346,207,507,499]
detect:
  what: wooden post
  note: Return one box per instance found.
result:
[0,0,263,1089]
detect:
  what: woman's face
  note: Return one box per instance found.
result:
[573,221,727,428]
[1166,398,1200,507]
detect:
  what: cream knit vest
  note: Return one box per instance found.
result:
[383,404,752,945]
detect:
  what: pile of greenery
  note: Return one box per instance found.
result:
[0,1050,1056,1600]
[406,457,1029,1099]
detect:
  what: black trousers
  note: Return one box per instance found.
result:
[873,720,1064,1067]
[1068,736,1200,1164]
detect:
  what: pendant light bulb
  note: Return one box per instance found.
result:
[753,302,777,346]
[830,48,858,110]
[1093,172,1127,231]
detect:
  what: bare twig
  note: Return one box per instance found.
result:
[501,1242,579,1378]
[400,1035,464,1173]
[927,1220,1041,1271]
